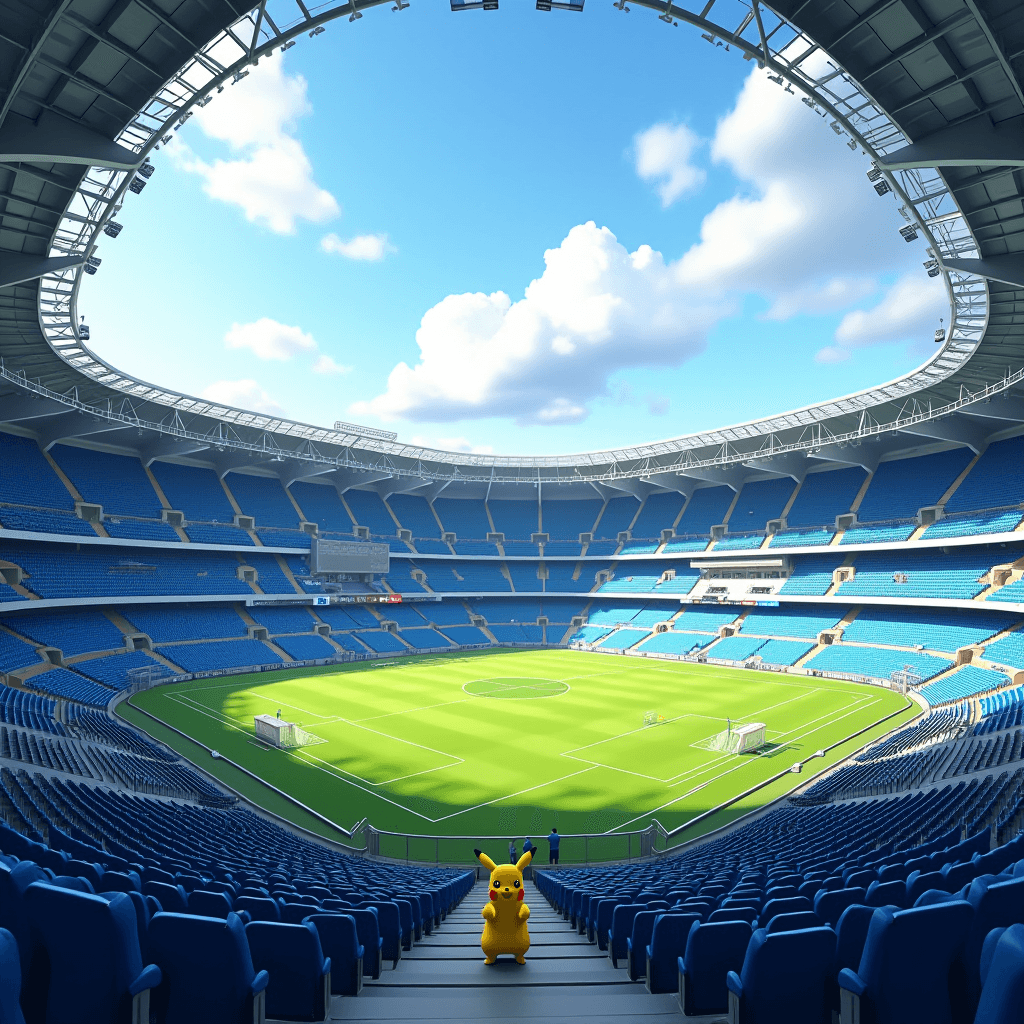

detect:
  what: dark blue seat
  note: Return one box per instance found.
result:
[593,898,626,949]
[764,885,798,901]
[366,902,402,968]
[281,902,319,924]
[646,913,700,994]
[100,871,141,895]
[23,882,161,1024]
[392,898,416,949]
[974,923,1024,1024]
[235,896,281,922]
[813,888,867,927]
[942,861,977,893]
[306,914,364,996]
[766,911,820,934]
[50,875,95,894]
[962,874,1024,1015]
[188,890,234,919]
[830,905,875,1014]
[759,896,812,928]
[0,928,24,1024]
[0,860,47,980]
[865,881,908,909]
[710,907,758,925]
[677,920,751,1018]
[627,911,659,982]
[143,881,188,914]
[727,926,837,1024]
[246,921,330,1022]
[65,860,103,890]
[608,904,645,967]
[346,909,382,980]
[838,901,973,1024]
[147,912,268,1023]
[906,871,948,904]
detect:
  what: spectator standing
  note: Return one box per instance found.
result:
[547,828,560,865]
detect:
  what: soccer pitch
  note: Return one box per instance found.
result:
[125,649,916,859]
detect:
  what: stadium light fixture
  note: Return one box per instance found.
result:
[309,25,325,36]
[899,225,919,242]
[103,221,123,239]
[392,0,410,8]
[231,70,249,83]
[349,9,362,20]
[537,0,585,9]
[281,40,296,50]
[767,74,783,85]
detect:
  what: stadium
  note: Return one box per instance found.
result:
[0,0,1024,1019]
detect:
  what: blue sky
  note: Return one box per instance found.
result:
[83,1,947,455]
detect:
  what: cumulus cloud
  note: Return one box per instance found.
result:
[201,379,285,416]
[634,122,706,206]
[351,221,721,426]
[321,233,395,261]
[827,274,947,358]
[312,354,352,375]
[166,55,338,234]
[225,318,316,360]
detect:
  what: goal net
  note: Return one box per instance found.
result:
[701,722,768,754]
[254,714,326,749]
[643,710,666,727]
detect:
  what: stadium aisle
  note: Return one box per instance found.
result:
[327,878,683,1021]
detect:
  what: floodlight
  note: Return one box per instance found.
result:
[393,0,410,8]
[281,40,296,49]
[866,167,882,181]
[873,180,891,196]
[309,25,325,36]
[899,224,918,242]
[139,161,155,179]
[451,0,497,8]
[767,74,783,85]
[349,9,362,20]
[801,96,815,108]
[847,139,857,149]
[79,319,90,340]
[232,70,249,83]
[924,259,940,278]
[103,221,123,239]
[829,120,843,134]
[128,176,147,194]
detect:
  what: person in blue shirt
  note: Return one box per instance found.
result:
[547,828,560,865]
[523,838,534,855]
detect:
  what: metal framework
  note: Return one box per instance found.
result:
[1,0,1022,488]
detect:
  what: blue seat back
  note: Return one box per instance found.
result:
[24,883,146,1024]
[0,928,24,1024]
[245,921,327,1021]
[813,887,866,927]
[964,875,1024,1011]
[142,882,188,914]
[147,911,258,1024]
[0,861,47,976]
[188,890,233,919]
[306,914,363,996]
[609,904,644,961]
[760,896,811,926]
[235,896,280,922]
[865,881,907,909]
[765,911,820,934]
[681,920,751,1016]
[710,907,757,925]
[975,923,1024,1024]
[347,909,381,978]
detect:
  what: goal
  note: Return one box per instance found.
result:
[254,714,325,749]
[703,721,768,754]
[643,710,666,727]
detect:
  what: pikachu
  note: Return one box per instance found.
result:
[474,847,535,964]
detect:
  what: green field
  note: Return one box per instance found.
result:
[123,649,916,861]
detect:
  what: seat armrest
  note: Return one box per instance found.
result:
[130,964,161,997]
[726,970,743,998]
[677,956,686,975]
[251,970,270,996]
[627,938,634,953]
[235,910,251,925]
[646,943,653,960]
[378,938,383,949]
[837,968,866,997]
[357,943,365,959]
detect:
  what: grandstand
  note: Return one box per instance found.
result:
[0,0,1023,1019]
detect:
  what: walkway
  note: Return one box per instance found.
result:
[328,878,684,1022]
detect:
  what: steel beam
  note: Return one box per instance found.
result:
[741,453,810,482]
[0,111,141,169]
[897,417,989,452]
[879,114,1024,170]
[676,465,745,491]
[809,444,884,474]
[0,253,84,289]
[138,438,211,466]
[960,396,1024,423]
[941,255,1024,289]
[0,396,77,424]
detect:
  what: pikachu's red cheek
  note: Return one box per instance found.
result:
[489,889,498,901]
[517,888,524,901]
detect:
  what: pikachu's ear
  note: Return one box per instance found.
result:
[474,848,497,872]
[515,848,534,874]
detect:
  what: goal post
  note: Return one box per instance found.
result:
[701,721,768,754]
[254,714,325,749]
[643,710,666,727]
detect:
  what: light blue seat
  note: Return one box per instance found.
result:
[147,911,268,1024]
[837,901,973,1024]
[677,920,751,1018]
[245,921,331,1022]
[726,926,836,1024]
[23,882,161,1024]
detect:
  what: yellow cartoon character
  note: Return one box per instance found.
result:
[474,847,534,964]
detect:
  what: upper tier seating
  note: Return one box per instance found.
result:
[433,498,491,539]
[856,449,974,522]
[430,562,509,592]
[631,493,685,540]
[594,497,640,540]
[1,610,125,656]
[544,562,593,592]
[388,494,442,539]
[150,461,238,524]
[225,474,298,530]
[714,533,765,549]
[120,605,248,642]
[674,487,733,537]
[183,523,254,546]
[288,481,352,533]
[835,549,995,600]
[50,445,163,520]
[728,478,796,533]
[769,527,835,547]
[945,435,1024,513]
[786,467,866,528]
[739,607,844,639]
[0,434,76,512]
[842,607,1013,651]
[840,522,917,544]
[342,490,396,538]
[0,507,95,537]
[488,501,537,541]
[924,508,1024,539]
[804,644,951,682]
[542,500,602,541]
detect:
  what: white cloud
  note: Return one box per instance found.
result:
[201,379,285,416]
[763,277,877,321]
[829,274,947,356]
[312,354,352,375]
[166,55,338,234]
[410,435,494,455]
[321,233,395,261]
[635,122,706,207]
[225,318,316,360]
[351,221,721,426]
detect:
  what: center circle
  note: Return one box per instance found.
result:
[463,677,569,700]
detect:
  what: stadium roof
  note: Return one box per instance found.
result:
[0,0,1022,490]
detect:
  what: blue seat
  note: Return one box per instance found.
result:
[962,874,1024,1014]
[147,912,268,1023]
[235,896,281,922]
[0,928,24,1024]
[759,896,812,928]
[906,871,949,905]
[830,905,875,1014]
[814,888,867,927]
[100,871,141,895]
[246,921,330,1022]
[646,913,700,994]
[50,875,95,894]
[189,890,234,919]
[593,898,626,949]
[677,920,751,1018]
[608,904,645,967]
[346,909,383,980]
[974,923,1024,1024]
[764,885,798,901]
[365,902,402,968]
[23,882,161,1024]
[627,911,659,982]
[306,914,364,996]
[143,881,188,914]
[838,901,973,1024]
[65,860,103,890]
[865,881,907,909]
[766,911,821,934]
[391,898,416,949]
[281,902,319,924]
[710,907,758,925]
[941,861,976,893]
[727,926,836,1024]
[0,861,47,980]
